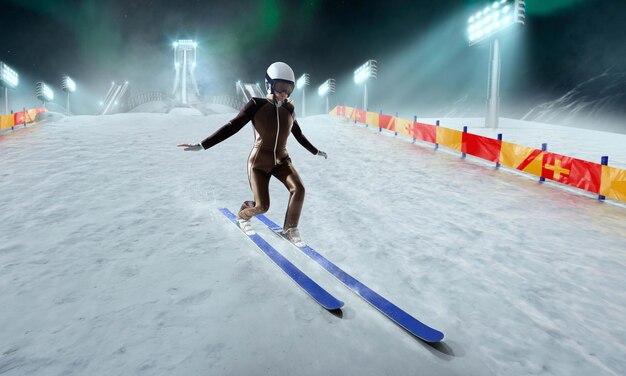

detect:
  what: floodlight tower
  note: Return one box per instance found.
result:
[296,73,310,117]
[354,60,377,111]
[0,62,19,114]
[61,75,76,116]
[318,79,336,113]
[467,0,525,129]
[36,82,54,108]
[172,40,201,104]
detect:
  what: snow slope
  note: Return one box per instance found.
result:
[1,111,625,375]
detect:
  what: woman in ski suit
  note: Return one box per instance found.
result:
[177,62,327,246]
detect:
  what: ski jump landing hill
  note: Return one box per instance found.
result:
[1,108,625,375]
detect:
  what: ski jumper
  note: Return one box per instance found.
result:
[200,97,319,229]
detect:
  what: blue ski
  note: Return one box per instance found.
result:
[219,208,344,311]
[255,214,444,343]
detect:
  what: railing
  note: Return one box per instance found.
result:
[205,95,245,110]
[127,91,169,110]
[330,105,626,204]
[0,107,46,132]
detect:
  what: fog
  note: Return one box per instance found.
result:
[2,0,625,133]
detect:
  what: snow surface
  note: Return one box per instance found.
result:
[1,111,625,375]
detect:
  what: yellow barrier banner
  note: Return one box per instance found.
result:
[600,165,626,201]
[345,107,355,120]
[395,118,412,138]
[27,109,37,121]
[1,114,15,130]
[500,142,544,177]
[330,106,338,116]
[436,127,463,152]
[366,111,379,127]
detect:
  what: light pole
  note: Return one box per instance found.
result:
[61,75,76,116]
[354,60,377,111]
[318,79,336,113]
[296,73,310,117]
[0,62,19,114]
[36,82,54,108]
[467,0,525,129]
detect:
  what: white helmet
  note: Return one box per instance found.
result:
[265,62,295,95]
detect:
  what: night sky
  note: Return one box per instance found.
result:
[1,0,625,125]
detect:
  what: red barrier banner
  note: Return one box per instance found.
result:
[14,110,28,125]
[337,106,345,117]
[355,109,366,123]
[462,133,502,163]
[410,122,437,143]
[379,114,394,131]
[542,152,602,193]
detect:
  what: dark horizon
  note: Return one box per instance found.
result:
[1,0,625,131]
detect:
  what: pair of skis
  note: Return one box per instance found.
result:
[219,208,444,343]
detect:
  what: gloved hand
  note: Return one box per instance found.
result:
[316,150,328,159]
[177,143,203,151]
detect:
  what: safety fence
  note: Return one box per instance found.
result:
[0,107,47,132]
[330,105,626,204]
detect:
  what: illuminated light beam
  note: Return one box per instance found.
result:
[296,73,310,117]
[318,78,336,113]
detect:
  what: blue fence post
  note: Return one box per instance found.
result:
[599,156,609,200]
[379,109,382,133]
[539,143,547,182]
[435,120,440,150]
[23,107,27,127]
[462,126,468,159]
[496,133,503,169]
[394,112,398,136]
[412,115,417,143]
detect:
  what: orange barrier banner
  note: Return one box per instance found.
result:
[600,166,626,201]
[436,127,463,152]
[541,152,602,194]
[395,118,412,138]
[499,142,544,177]
[366,111,379,127]
[462,133,502,163]
[0,114,15,130]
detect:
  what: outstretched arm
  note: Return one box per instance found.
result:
[291,120,319,155]
[199,99,258,150]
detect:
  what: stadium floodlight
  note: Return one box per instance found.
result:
[36,82,54,108]
[467,0,525,129]
[61,75,76,116]
[353,59,377,111]
[1,62,19,114]
[467,0,524,46]
[296,73,310,117]
[0,62,19,88]
[318,78,336,113]
[62,76,76,93]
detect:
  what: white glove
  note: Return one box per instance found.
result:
[177,143,203,151]
[317,150,328,159]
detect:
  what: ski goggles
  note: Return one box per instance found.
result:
[274,81,295,95]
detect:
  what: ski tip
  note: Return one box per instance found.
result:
[324,300,345,311]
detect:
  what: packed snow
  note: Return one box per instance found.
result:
[1,110,625,375]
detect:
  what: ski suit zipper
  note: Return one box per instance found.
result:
[274,103,280,165]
